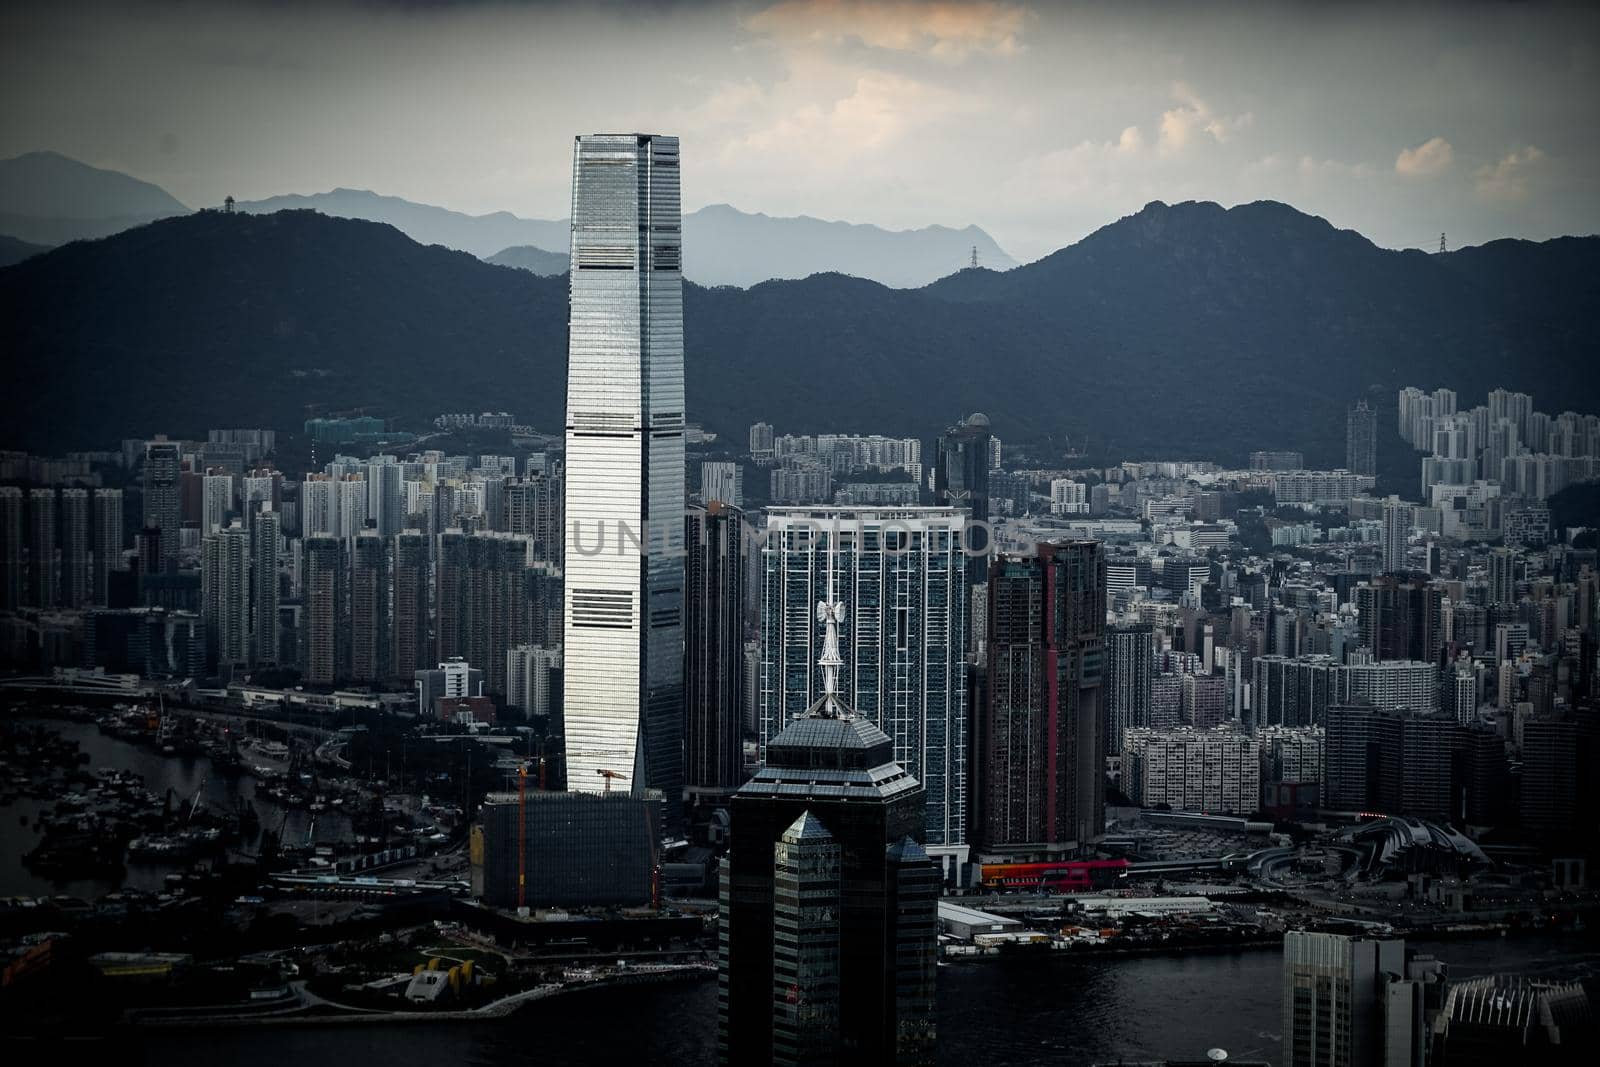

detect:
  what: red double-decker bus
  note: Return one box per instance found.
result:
[979,858,1130,893]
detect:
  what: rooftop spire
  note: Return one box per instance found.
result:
[815,540,848,718]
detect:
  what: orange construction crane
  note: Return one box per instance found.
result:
[596,768,628,793]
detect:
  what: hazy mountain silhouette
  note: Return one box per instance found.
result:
[235,188,572,259]
[485,244,570,276]
[0,151,189,246]
[2,203,1594,468]
[0,234,50,268]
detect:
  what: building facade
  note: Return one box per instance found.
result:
[560,132,686,818]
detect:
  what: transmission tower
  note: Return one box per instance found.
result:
[970,245,979,270]
[1438,232,1447,254]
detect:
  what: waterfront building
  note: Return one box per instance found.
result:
[1282,930,1439,1067]
[474,790,660,909]
[1434,975,1594,1061]
[979,541,1105,854]
[761,506,968,872]
[561,133,686,819]
[719,600,936,1066]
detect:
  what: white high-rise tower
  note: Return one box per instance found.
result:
[562,134,685,817]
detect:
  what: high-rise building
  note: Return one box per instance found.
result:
[201,471,232,536]
[1282,930,1415,1067]
[685,504,746,806]
[1182,672,1229,728]
[1251,654,1339,729]
[933,413,993,584]
[561,133,686,818]
[0,487,23,611]
[349,529,390,684]
[1380,499,1413,574]
[438,530,532,697]
[142,438,182,571]
[201,520,250,671]
[979,541,1105,854]
[761,506,969,873]
[506,644,563,724]
[1122,726,1260,814]
[1104,625,1154,749]
[1355,573,1442,664]
[301,474,337,537]
[27,487,55,607]
[1486,546,1517,606]
[250,507,279,667]
[700,461,743,508]
[59,487,91,609]
[1337,658,1440,713]
[92,488,123,606]
[392,529,430,682]
[1325,704,1454,818]
[1346,400,1377,477]
[718,610,936,1066]
[302,535,344,685]
[748,421,775,464]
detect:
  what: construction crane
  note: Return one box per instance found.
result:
[517,764,529,910]
[596,768,629,793]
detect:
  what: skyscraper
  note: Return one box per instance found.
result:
[1380,499,1412,574]
[561,133,686,817]
[349,529,390,684]
[142,438,182,571]
[302,535,343,685]
[59,487,91,609]
[1282,930,1409,1067]
[933,412,992,584]
[700,461,743,508]
[1347,399,1377,477]
[684,503,746,807]
[391,529,430,682]
[201,520,250,671]
[1104,625,1154,748]
[0,487,22,611]
[761,506,968,874]
[437,529,532,696]
[1355,573,1442,664]
[92,487,123,606]
[27,487,55,607]
[719,602,936,1066]
[979,541,1106,854]
[250,506,280,667]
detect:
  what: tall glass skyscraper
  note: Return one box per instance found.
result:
[760,506,968,875]
[562,134,686,817]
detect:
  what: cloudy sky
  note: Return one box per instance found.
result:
[3,0,1595,260]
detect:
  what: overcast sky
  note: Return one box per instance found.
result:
[2,0,1595,260]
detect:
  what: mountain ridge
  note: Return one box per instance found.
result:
[1,201,1594,467]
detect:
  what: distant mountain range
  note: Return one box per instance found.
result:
[2,200,1594,466]
[0,151,188,246]
[483,244,570,276]
[0,152,1015,287]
